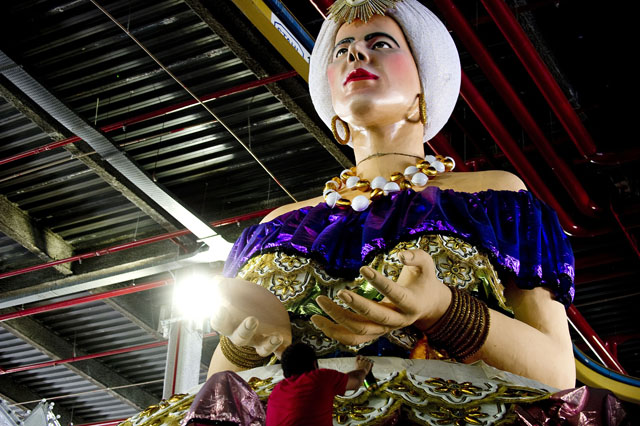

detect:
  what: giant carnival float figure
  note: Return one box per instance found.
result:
[123,1,628,425]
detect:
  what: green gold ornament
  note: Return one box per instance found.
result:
[328,0,401,23]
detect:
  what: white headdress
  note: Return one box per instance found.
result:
[309,0,461,143]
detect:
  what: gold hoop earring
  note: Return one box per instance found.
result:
[331,115,351,145]
[405,93,426,125]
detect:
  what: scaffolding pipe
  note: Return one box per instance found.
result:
[0,208,274,280]
[0,279,171,322]
[567,305,627,375]
[0,71,297,167]
[433,0,600,218]
[479,0,598,157]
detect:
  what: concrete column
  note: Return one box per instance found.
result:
[162,319,203,398]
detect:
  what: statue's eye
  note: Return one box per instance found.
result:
[372,40,392,49]
[335,47,348,58]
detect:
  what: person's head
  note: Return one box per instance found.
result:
[280,342,318,378]
[309,0,460,144]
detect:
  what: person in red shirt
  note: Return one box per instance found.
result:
[266,343,374,426]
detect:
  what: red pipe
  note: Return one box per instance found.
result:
[428,133,470,172]
[610,202,640,260]
[0,207,275,280]
[0,332,218,375]
[567,305,627,374]
[0,71,297,167]
[171,324,182,395]
[479,0,598,157]
[0,279,172,322]
[433,0,600,218]
[0,341,168,375]
[460,72,591,236]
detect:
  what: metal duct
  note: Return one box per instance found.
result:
[0,50,218,246]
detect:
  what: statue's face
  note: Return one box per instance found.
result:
[327,15,421,127]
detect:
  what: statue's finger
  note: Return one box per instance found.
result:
[311,315,379,346]
[316,295,391,334]
[256,334,283,357]
[358,267,414,313]
[229,316,259,346]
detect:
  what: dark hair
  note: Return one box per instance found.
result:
[281,342,318,378]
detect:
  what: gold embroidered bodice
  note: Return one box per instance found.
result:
[238,234,513,356]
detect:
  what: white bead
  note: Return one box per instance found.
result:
[432,160,445,173]
[339,169,353,180]
[323,188,336,197]
[383,181,401,193]
[371,176,387,189]
[446,156,456,170]
[346,176,360,189]
[404,165,418,176]
[411,172,428,186]
[325,191,340,208]
[351,195,370,211]
[424,154,437,164]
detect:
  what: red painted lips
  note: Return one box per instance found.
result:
[344,68,379,85]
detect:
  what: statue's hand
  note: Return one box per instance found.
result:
[311,250,451,346]
[209,277,292,358]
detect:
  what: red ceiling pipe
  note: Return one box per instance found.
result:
[610,202,640,260]
[0,332,218,375]
[428,133,470,172]
[0,279,172,322]
[0,207,275,280]
[0,71,297,167]
[309,0,332,17]
[433,0,600,218]
[479,0,598,158]
[567,305,627,374]
[604,333,640,360]
[0,341,167,375]
[460,72,592,236]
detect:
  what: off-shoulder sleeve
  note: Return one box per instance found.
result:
[223,188,575,306]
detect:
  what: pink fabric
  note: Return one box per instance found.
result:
[266,369,348,426]
[181,371,265,426]
[514,386,628,425]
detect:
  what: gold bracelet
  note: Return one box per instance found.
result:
[219,335,269,369]
[426,288,490,361]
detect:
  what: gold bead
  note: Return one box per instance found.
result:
[332,177,342,186]
[417,160,429,168]
[390,172,404,182]
[425,166,438,177]
[443,158,454,171]
[350,166,357,174]
[340,169,355,181]
[401,180,412,190]
[370,188,384,199]
[336,198,351,207]
[436,155,446,162]
[355,179,370,192]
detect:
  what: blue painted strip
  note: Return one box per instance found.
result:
[574,344,640,387]
[263,0,316,53]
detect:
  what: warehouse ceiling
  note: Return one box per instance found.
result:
[0,0,637,424]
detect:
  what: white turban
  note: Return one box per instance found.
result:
[309,0,461,143]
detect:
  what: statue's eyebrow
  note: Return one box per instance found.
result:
[333,32,400,53]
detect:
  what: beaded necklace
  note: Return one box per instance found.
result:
[324,154,455,211]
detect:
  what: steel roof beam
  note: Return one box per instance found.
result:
[0,194,73,276]
[0,51,218,247]
[183,0,353,170]
[0,79,195,249]
[0,315,158,410]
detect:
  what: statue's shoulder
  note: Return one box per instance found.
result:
[260,195,325,223]
[434,170,527,193]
